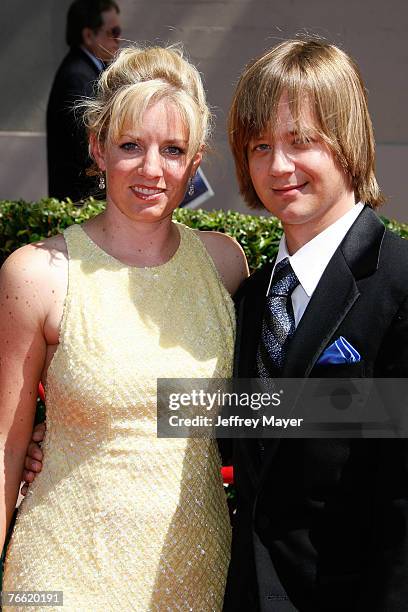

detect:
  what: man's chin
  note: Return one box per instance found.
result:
[262,199,314,224]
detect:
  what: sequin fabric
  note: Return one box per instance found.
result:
[256,258,299,376]
[3,222,235,611]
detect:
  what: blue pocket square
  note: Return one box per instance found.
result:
[317,336,361,365]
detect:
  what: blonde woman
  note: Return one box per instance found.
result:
[0,46,248,610]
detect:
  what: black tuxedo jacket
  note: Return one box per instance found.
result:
[46,48,103,202]
[224,206,408,612]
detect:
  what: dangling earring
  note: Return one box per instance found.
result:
[98,173,106,190]
[188,176,195,196]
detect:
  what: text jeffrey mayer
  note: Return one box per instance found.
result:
[215,415,303,429]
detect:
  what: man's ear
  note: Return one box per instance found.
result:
[89,133,106,172]
[81,27,95,48]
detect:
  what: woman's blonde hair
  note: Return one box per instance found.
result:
[83,45,211,160]
[229,38,385,209]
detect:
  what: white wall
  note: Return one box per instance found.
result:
[1,0,407,221]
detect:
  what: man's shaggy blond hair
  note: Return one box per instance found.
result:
[229,38,384,209]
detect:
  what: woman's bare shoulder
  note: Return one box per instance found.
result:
[2,234,67,273]
[0,234,68,306]
[194,230,249,295]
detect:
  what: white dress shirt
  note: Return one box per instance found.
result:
[266,203,365,327]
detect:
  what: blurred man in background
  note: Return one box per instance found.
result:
[47,0,120,202]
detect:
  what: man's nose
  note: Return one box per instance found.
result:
[268,146,295,176]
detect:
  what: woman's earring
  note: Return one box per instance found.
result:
[188,176,195,197]
[98,173,106,190]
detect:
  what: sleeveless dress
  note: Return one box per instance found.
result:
[3,222,235,611]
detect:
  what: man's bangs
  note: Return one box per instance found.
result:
[244,81,282,144]
[290,84,343,155]
[248,82,325,146]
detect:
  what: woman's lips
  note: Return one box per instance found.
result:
[130,185,165,200]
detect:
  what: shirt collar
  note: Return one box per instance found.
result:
[80,46,105,72]
[268,202,364,297]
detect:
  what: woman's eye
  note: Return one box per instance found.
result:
[120,142,139,151]
[165,145,184,156]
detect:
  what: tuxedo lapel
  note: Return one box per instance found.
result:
[282,250,359,377]
[282,206,385,378]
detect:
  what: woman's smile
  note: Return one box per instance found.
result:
[130,184,166,200]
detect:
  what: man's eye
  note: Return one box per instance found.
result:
[293,136,313,146]
[253,143,270,152]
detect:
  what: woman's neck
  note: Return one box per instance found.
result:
[84,208,180,268]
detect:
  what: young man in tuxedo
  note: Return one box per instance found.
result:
[47,0,120,201]
[223,39,408,611]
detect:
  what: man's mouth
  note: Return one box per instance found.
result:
[272,182,308,193]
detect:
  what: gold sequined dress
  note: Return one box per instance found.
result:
[3,222,235,611]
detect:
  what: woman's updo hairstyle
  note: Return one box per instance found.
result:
[84,45,211,160]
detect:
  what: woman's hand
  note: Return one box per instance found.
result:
[20,422,45,496]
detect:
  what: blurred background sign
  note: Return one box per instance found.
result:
[180,168,214,209]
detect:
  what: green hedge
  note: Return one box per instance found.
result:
[1,198,407,272]
[0,198,280,271]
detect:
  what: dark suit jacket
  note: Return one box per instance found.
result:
[224,206,408,612]
[46,48,103,202]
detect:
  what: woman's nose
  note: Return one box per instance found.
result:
[138,148,162,178]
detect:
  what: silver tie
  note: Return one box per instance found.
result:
[256,258,300,377]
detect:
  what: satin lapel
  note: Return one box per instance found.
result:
[281,250,359,377]
[281,206,385,378]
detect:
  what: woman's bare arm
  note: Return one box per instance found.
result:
[0,246,48,549]
[197,231,249,295]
